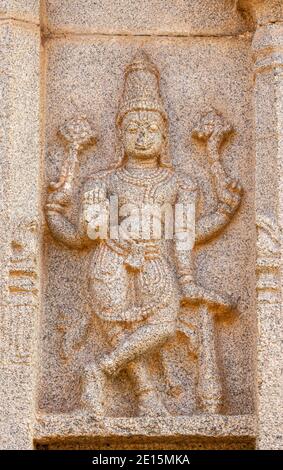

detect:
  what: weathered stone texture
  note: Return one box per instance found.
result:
[0,0,39,22]
[0,6,41,450]
[252,19,283,451]
[0,0,282,451]
[45,0,252,36]
[39,36,255,421]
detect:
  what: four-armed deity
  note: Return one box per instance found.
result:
[45,51,242,417]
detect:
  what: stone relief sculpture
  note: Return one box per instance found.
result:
[45,51,243,417]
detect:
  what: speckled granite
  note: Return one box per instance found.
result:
[252,17,283,451]
[40,36,255,422]
[0,5,41,450]
[0,0,39,22]
[34,413,256,449]
[44,0,253,37]
[0,0,282,451]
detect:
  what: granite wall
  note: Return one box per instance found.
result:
[0,0,282,450]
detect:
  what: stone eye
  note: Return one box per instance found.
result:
[127,124,139,133]
[148,123,159,133]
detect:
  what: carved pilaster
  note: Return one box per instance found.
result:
[252,14,283,450]
[0,1,41,449]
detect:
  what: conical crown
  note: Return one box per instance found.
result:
[116,50,167,125]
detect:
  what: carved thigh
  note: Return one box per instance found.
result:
[136,258,180,324]
[88,243,130,312]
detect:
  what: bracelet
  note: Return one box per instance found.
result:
[45,203,65,214]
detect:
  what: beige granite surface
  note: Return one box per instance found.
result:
[0,8,41,450]
[0,0,282,450]
[34,413,256,449]
[252,17,283,451]
[44,0,253,37]
[0,0,39,22]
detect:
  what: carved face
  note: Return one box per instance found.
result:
[122,111,165,161]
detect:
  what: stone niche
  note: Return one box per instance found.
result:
[0,0,282,451]
[38,0,255,447]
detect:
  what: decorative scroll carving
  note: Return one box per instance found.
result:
[256,215,280,304]
[0,218,39,364]
[45,51,243,416]
[9,218,39,304]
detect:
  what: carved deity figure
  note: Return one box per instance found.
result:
[46,51,242,417]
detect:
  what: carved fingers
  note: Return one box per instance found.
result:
[181,281,236,314]
[83,182,107,206]
[82,184,109,240]
[227,178,242,196]
[217,177,243,215]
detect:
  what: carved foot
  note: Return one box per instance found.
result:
[200,399,221,415]
[81,362,106,416]
[138,390,170,417]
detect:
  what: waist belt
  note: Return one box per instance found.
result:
[105,238,161,270]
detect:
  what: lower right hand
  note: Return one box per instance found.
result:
[181,281,236,314]
[81,186,109,240]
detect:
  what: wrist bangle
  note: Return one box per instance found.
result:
[46,203,65,214]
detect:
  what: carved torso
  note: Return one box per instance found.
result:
[84,166,194,323]
[86,166,195,208]
[84,166,196,252]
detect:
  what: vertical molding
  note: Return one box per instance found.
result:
[253,20,283,450]
[0,1,41,449]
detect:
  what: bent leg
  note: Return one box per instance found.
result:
[100,320,176,376]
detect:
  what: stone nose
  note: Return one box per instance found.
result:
[136,129,146,146]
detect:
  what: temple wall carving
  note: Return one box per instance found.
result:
[0,0,282,450]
